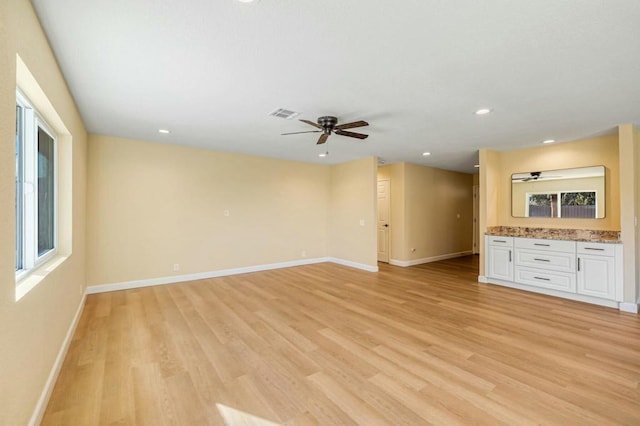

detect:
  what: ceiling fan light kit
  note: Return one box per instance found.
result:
[282,116,369,145]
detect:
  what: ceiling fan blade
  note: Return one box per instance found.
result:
[281,130,322,135]
[335,129,368,139]
[317,133,329,145]
[300,119,323,130]
[335,120,369,130]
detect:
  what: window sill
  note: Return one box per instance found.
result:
[15,254,69,301]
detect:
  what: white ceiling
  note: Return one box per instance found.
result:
[31,0,640,173]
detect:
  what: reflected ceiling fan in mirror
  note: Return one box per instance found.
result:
[512,171,563,182]
[281,116,369,144]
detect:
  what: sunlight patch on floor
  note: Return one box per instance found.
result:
[216,403,281,426]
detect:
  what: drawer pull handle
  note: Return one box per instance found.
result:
[584,247,605,251]
[534,258,550,262]
[494,240,507,243]
[578,257,580,272]
[534,243,550,247]
[534,276,551,281]
[509,250,512,262]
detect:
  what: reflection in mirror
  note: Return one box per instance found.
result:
[511,166,605,218]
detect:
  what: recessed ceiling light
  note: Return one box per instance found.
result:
[318,152,327,157]
[475,108,491,115]
[422,152,431,156]
[158,129,170,134]
[474,164,480,168]
[542,139,555,144]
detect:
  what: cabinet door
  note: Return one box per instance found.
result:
[488,245,513,281]
[577,254,615,300]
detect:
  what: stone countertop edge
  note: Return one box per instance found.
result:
[484,227,621,244]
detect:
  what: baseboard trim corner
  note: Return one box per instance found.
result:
[328,257,378,272]
[619,302,639,314]
[389,251,473,268]
[29,293,86,426]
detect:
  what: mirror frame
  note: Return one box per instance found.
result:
[511,165,605,219]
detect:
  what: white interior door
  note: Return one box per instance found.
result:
[377,180,390,263]
[473,185,479,254]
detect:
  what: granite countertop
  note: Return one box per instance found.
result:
[485,226,621,243]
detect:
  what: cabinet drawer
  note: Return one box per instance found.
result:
[515,249,575,273]
[488,236,513,246]
[577,242,616,256]
[515,267,576,292]
[515,238,575,253]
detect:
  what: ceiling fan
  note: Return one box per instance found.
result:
[282,116,369,144]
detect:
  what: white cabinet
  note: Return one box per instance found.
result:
[486,237,513,281]
[484,235,623,308]
[577,242,620,301]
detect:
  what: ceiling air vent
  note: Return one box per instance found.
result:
[269,108,301,120]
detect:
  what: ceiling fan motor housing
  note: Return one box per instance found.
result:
[318,116,338,134]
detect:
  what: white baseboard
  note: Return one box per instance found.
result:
[328,257,379,272]
[86,257,331,294]
[477,275,488,283]
[619,302,638,314]
[86,257,378,294]
[389,251,473,267]
[29,294,86,426]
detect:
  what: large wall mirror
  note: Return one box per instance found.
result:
[511,166,605,218]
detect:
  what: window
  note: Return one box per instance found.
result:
[15,90,57,278]
[526,191,597,218]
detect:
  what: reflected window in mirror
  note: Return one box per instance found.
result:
[512,166,605,218]
[526,191,597,218]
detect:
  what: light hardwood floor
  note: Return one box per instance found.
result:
[43,256,640,425]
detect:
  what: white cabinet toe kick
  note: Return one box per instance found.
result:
[484,236,623,309]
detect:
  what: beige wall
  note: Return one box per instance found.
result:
[633,128,640,304]
[511,176,605,218]
[379,162,473,263]
[328,157,378,267]
[496,135,620,230]
[636,126,640,302]
[0,0,88,424]
[619,125,638,303]
[404,163,473,260]
[478,149,501,276]
[87,135,332,285]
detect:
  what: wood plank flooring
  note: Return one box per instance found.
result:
[42,256,640,425]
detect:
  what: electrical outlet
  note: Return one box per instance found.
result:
[301,250,307,257]
[173,263,180,271]
[224,209,230,216]
[359,219,365,226]
[411,248,416,252]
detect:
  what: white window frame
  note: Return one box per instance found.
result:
[16,89,58,281]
